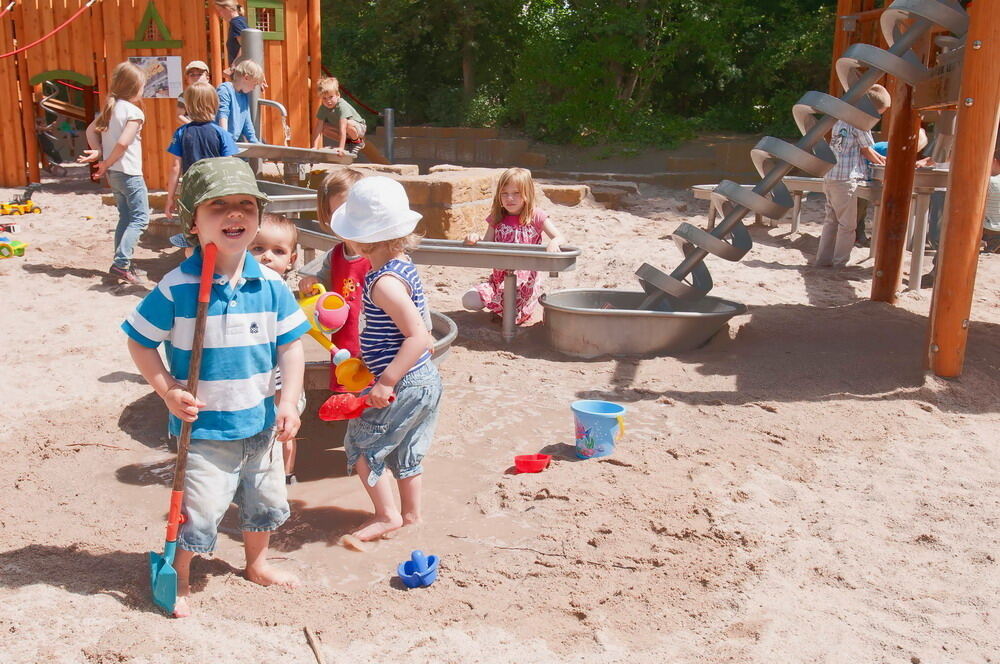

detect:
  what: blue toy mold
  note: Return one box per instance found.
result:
[397,550,439,588]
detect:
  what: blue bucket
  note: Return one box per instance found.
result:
[571,400,626,459]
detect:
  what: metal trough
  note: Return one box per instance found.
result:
[540,289,747,359]
[294,219,581,342]
[237,142,354,165]
[257,180,319,215]
[304,310,457,390]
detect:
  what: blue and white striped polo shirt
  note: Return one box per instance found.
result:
[826,119,875,181]
[360,258,431,379]
[122,249,311,440]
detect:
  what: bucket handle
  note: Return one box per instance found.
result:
[616,415,625,440]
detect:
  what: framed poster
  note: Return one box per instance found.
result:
[128,56,182,98]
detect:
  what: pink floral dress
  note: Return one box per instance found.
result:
[473,210,548,324]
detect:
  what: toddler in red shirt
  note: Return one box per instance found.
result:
[299,169,370,391]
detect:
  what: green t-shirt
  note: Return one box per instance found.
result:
[316,98,365,129]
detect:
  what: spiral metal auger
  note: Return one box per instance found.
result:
[638,0,969,309]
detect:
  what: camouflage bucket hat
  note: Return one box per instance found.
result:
[177,157,269,244]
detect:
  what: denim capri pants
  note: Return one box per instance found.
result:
[345,362,442,487]
[178,427,289,554]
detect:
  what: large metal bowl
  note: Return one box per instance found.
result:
[541,289,748,359]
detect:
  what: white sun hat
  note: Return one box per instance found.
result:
[330,176,422,243]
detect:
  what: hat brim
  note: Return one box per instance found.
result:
[331,206,422,243]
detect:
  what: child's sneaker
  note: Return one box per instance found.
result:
[108,264,147,286]
[285,473,297,485]
[345,138,365,157]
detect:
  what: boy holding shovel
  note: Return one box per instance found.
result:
[122,157,311,617]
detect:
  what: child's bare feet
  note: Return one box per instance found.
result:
[352,513,403,542]
[245,564,300,587]
[172,595,192,619]
[401,513,422,527]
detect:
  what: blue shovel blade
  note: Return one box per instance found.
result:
[149,549,177,614]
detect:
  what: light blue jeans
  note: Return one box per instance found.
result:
[107,170,149,269]
[344,362,442,487]
[178,428,289,554]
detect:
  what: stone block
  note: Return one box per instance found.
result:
[416,201,492,240]
[540,184,591,207]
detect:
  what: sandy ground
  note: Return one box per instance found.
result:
[0,163,998,664]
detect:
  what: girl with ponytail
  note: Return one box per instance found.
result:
[78,61,150,286]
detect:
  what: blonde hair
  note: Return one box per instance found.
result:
[353,233,421,257]
[260,212,298,245]
[95,62,145,132]
[317,168,365,232]
[183,82,219,123]
[490,167,537,226]
[214,0,244,15]
[233,60,266,85]
[317,77,340,96]
[866,84,891,113]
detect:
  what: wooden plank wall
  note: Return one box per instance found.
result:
[0,3,28,186]
[0,0,318,189]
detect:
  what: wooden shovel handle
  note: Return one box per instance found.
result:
[171,244,218,493]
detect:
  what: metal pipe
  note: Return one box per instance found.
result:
[384,108,395,163]
[241,28,265,140]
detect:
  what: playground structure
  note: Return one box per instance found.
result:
[544,0,995,378]
[0,0,325,189]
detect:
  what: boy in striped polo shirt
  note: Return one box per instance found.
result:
[816,84,891,268]
[122,157,311,617]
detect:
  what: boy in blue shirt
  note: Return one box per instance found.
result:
[217,60,264,144]
[164,82,239,218]
[122,157,310,617]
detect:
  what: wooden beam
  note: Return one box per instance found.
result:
[870,79,921,302]
[309,0,321,141]
[829,0,861,96]
[14,2,39,184]
[208,3,224,86]
[927,2,1000,377]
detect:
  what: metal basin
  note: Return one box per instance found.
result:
[304,310,457,390]
[540,289,748,359]
[257,180,318,215]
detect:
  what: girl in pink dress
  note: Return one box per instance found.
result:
[462,167,565,323]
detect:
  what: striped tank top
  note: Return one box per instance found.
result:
[360,258,431,378]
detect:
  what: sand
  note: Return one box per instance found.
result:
[0,163,998,663]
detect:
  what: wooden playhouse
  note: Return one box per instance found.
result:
[0,0,323,190]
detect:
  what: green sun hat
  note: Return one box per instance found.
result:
[177,157,269,245]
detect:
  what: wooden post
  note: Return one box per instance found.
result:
[309,0,321,124]
[927,2,1000,377]
[208,3,224,85]
[829,0,861,96]
[870,79,921,302]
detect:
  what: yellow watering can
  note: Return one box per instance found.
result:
[297,284,375,392]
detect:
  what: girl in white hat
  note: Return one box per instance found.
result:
[331,177,442,542]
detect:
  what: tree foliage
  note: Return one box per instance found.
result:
[320,0,835,145]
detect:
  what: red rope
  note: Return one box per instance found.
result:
[321,63,381,117]
[0,2,17,21]
[56,79,99,94]
[0,0,99,59]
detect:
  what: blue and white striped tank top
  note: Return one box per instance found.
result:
[360,258,431,378]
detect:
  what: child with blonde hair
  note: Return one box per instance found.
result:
[463,167,565,323]
[217,60,264,144]
[298,170,371,391]
[311,77,366,157]
[78,61,150,286]
[330,177,442,542]
[165,82,239,218]
[250,213,306,484]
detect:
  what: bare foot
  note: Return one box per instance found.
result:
[338,534,369,552]
[352,513,403,542]
[245,564,300,587]
[401,513,422,527]
[172,595,191,619]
